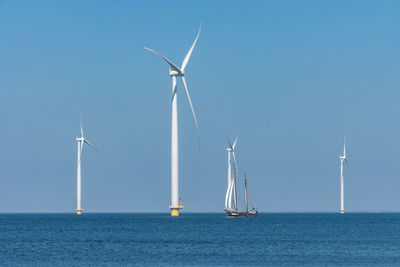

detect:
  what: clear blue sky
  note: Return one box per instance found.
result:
[0,1,399,212]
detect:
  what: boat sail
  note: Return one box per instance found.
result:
[224,138,258,217]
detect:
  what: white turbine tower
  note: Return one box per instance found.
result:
[145,25,201,216]
[76,119,96,215]
[225,137,238,212]
[339,139,349,214]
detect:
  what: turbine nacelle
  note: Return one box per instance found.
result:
[77,119,97,151]
[227,137,238,152]
[145,24,200,79]
[169,69,183,77]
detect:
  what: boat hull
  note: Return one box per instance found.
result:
[225,209,258,217]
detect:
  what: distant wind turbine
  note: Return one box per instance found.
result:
[339,138,350,214]
[76,118,96,215]
[145,25,201,216]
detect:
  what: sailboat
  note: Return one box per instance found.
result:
[224,138,258,217]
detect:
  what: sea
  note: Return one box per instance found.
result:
[0,213,399,266]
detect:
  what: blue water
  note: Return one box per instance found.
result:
[1,213,400,266]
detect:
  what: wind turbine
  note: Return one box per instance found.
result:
[76,118,96,215]
[339,139,350,214]
[225,137,238,212]
[145,25,201,216]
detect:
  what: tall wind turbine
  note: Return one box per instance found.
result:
[225,137,238,212]
[339,139,350,214]
[76,118,96,215]
[145,25,201,216]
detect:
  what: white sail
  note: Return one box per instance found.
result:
[228,180,234,210]
[225,150,232,210]
[225,184,230,210]
[225,138,239,212]
[225,149,236,211]
[226,169,238,212]
[232,174,237,211]
[225,179,233,210]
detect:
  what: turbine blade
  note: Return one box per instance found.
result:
[227,138,233,150]
[144,47,181,72]
[80,117,84,138]
[181,24,201,71]
[345,159,350,168]
[84,139,97,151]
[232,137,238,150]
[344,138,346,158]
[181,76,200,148]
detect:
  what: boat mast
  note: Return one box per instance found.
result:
[244,170,248,214]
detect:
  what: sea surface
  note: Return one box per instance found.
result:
[0,213,400,266]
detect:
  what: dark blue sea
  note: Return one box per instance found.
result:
[1,213,400,266]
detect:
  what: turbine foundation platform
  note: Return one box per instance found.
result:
[76,209,83,215]
[340,210,344,214]
[169,205,183,216]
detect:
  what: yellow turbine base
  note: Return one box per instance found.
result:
[169,205,183,216]
[340,210,344,214]
[76,210,82,215]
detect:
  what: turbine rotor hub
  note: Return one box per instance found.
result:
[169,69,183,77]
